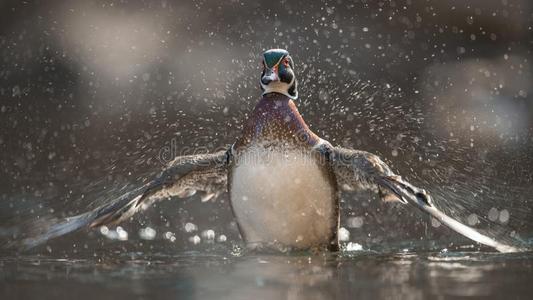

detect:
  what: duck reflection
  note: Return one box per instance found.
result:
[190,255,339,300]
[0,252,528,299]
[188,252,501,300]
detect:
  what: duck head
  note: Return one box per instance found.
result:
[260,49,298,99]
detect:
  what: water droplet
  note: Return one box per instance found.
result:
[201,229,215,240]
[338,227,350,242]
[139,227,156,240]
[99,226,109,235]
[189,235,201,244]
[345,242,363,251]
[499,209,510,223]
[347,216,364,228]
[467,214,478,226]
[488,207,499,222]
[184,222,197,233]
[116,226,128,241]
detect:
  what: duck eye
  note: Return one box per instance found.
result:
[282,58,290,67]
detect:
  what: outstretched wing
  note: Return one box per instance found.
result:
[325,147,406,203]
[317,143,520,253]
[11,150,230,249]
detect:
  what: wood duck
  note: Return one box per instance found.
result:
[17,49,517,253]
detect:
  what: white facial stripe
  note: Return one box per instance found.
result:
[287,73,295,85]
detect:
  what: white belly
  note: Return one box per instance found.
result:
[230,144,337,250]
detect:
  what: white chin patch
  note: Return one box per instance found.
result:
[262,82,294,99]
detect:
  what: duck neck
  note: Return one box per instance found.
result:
[236,93,320,149]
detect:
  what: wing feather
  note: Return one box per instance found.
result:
[10,150,230,249]
[317,144,521,253]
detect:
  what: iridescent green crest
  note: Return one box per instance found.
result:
[263,49,288,68]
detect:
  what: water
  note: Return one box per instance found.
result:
[2,1,533,299]
[2,250,533,299]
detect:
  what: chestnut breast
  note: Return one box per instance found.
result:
[229,93,339,250]
[235,94,321,150]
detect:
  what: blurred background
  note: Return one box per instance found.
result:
[1,0,532,255]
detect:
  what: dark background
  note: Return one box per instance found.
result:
[1,0,532,255]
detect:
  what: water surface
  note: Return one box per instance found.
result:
[2,250,532,299]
